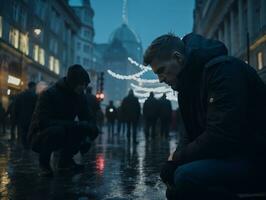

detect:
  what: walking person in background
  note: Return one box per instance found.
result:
[5,96,17,141]
[14,82,37,149]
[143,92,159,140]
[105,100,117,134]
[121,90,140,143]
[0,102,6,134]
[158,93,172,137]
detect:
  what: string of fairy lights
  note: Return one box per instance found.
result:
[107,57,178,102]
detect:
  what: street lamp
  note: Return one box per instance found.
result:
[33,28,42,36]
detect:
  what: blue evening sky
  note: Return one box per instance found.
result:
[69,0,194,49]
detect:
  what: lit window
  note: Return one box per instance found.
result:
[39,48,45,65]
[19,32,29,55]
[9,27,19,48]
[33,45,39,61]
[0,16,2,38]
[54,59,60,74]
[257,52,264,70]
[49,56,54,71]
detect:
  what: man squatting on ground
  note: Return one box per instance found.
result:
[28,64,99,177]
[144,33,266,199]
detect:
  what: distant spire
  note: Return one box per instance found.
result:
[122,0,128,24]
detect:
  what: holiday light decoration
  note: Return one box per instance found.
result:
[131,83,172,93]
[107,57,178,102]
[128,57,151,70]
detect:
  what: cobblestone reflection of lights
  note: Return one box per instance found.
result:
[96,154,105,175]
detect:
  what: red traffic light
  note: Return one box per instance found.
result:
[96,92,104,101]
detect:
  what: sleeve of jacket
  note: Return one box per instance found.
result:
[173,63,248,164]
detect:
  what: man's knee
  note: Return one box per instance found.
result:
[32,126,65,152]
[174,164,199,191]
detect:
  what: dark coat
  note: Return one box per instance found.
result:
[28,78,92,144]
[14,89,37,129]
[143,96,159,121]
[158,97,172,121]
[121,94,140,123]
[173,33,266,165]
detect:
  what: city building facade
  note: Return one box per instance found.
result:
[0,0,80,107]
[70,0,94,70]
[193,0,266,72]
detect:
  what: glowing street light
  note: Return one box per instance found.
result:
[33,28,42,36]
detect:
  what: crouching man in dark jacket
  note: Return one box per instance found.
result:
[144,34,266,199]
[28,65,99,177]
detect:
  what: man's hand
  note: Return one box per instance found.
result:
[168,153,174,161]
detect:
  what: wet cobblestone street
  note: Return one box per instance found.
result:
[0,129,178,200]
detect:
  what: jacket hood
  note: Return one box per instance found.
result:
[177,33,228,93]
[182,33,228,66]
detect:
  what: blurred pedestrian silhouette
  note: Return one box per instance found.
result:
[121,90,140,143]
[14,82,37,148]
[143,92,159,139]
[158,94,172,137]
[105,100,117,134]
[0,102,6,134]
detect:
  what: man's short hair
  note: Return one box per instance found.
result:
[143,33,185,66]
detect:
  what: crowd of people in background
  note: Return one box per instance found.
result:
[0,64,175,177]
[104,90,174,142]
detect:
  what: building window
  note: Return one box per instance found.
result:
[54,59,60,74]
[49,56,60,74]
[50,8,61,34]
[39,48,45,65]
[77,42,81,49]
[0,16,2,38]
[12,1,20,22]
[33,44,45,65]
[76,56,80,63]
[257,52,264,70]
[19,8,27,29]
[49,56,54,71]
[19,32,29,55]
[83,44,90,53]
[9,27,19,48]
[33,45,39,61]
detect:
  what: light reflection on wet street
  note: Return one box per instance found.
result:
[0,130,178,200]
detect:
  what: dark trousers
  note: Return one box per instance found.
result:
[126,121,137,142]
[107,120,115,134]
[144,119,157,139]
[32,124,89,168]
[160,119,170,137]
[18,125,29,148]
[166,157,266,200]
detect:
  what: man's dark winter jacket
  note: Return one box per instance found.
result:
[28,78,92,145]
[173,33,266,165]
[158,97,172,121]
[143,96,159,121]
[121,94,141,123]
